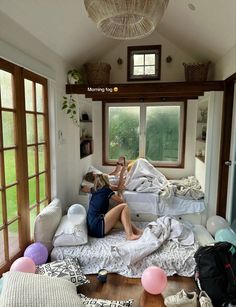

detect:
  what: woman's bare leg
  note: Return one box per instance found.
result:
[104,203,141,240]
[131,223,143,236]
[117,166,127,191]
[109,156,126,176]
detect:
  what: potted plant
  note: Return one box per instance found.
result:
[67,69,83,84]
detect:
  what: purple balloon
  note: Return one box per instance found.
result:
[24,242,48,265]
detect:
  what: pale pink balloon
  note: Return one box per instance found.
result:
[141,266,167,295]
[10,257,36,273]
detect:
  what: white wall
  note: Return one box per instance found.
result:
[0,11,86,208]
[100,30,196,83]
[214,44,236,80]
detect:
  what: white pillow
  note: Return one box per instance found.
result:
[0,272,83,307]
[87,165,103,174]
[34,198,62,251]
[53,215,88,247]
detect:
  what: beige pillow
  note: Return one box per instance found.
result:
[34,198,62,251]
[0,272,83,307]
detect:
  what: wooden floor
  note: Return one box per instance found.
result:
[79,273,200,307]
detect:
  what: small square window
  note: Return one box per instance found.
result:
[127,45,161,81]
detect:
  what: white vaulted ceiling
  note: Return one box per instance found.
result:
[0,0,235,65]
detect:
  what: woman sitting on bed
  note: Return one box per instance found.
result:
[81,173,142,240]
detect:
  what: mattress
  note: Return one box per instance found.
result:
[123,191,205,216]
[51,222,199,278]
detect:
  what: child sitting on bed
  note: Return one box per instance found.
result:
[83,173,142,240]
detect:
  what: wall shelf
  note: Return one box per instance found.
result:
[80,120,92,123]
[196,138,206,143]
[66,81,224,102]
[195,155,205,163]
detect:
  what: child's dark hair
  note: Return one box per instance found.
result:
[84,172,95,183]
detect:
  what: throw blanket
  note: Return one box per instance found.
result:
[111,216,194,266]
[125,158,167,193]
[161,176,204,200]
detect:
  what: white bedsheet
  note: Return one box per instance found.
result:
[51,222,198,278]
[111,216,194,266]
[123,191,205,216]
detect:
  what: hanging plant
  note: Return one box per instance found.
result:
[62,95,79,127]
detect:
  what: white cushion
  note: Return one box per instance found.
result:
[53,215,88,247]
[0,272,83,307]
[34,198,62,251]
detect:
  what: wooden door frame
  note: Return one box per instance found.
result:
[217,73,236,217]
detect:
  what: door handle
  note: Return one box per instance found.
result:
[225,160,232,166]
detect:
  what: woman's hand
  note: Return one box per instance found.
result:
[111,193,124,204]
[81,185,92,193]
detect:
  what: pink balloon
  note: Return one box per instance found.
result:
[10,257,36,273]
[141,266,167,295]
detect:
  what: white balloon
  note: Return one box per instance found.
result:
[67,204,86,225]
[206,215,229,237]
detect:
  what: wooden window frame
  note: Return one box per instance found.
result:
[102,100,186,168]
[127,45,161,81]
[0,58,50,275]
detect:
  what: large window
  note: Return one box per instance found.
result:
[0,58,50,274]
[104,102,186,167]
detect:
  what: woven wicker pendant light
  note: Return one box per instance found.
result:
[84,0,169,40]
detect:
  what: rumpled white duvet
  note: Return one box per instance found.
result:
[125,158,167,193]
[111,216,194,266]
[125,158,204,201]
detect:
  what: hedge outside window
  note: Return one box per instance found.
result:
[127,45,161,81]
[103,102,186,168]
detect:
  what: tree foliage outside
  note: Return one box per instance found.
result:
[108,105,180,162]
[146,106,179,162]
[109,107,139,160]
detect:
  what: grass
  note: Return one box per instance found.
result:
[0,149,46,232]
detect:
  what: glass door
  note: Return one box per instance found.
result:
[0,58,50,275]
[23,71,50,240]
[0,62,22,268]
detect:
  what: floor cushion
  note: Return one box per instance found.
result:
[36,257,89,286]
[0,271,83,307]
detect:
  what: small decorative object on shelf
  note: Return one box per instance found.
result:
[197,149,202,157]
[200,107,208,122]
[202,126,207,141]
[80,140,92,157]
[81,112,89,121]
